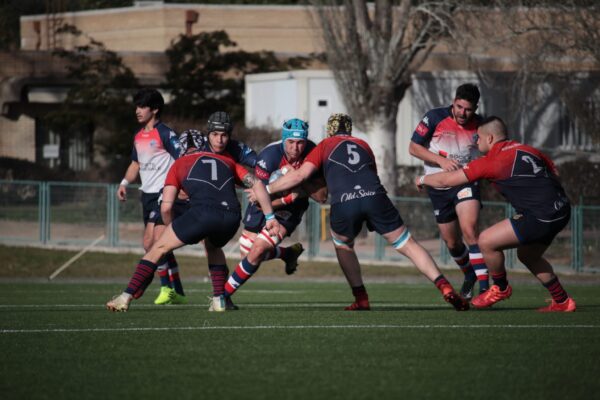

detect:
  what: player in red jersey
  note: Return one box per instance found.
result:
[416,116,576,312]
[106,116,281,312]
[267,113,469,311]
[409,84,489,299]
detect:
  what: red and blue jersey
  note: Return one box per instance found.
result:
[244,139,316,221]
[131,122,181,193]
[463,140,570,220]
[305,135,386,205]
[164,151,249,212]
[198,138,257,168]
[411,106,481,176]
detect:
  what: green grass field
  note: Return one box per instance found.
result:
[1,245,600,400]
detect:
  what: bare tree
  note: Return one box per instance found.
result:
[456,1,600,147]
[310,0,455,193]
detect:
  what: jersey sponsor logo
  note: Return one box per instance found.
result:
[255,168,269,180]
[140,162,160,171]
[415,122,428,136]
[340,185,377,202]
[150,139,158,148]
[457,187,473,200]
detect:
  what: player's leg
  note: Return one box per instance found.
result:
[225,225,288,298]
[456,198,489,294]
[470,219,518,308]
[331,230,370,311]
[151,222,174,304]
[107,224,186,312]
[261,215,305,275]
[382,226,468,311]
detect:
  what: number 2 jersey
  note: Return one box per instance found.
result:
[411,106,480,176]
[462,140,570,220]
[305,134,386,205]
[164,151,249,212]
[131,122,181,194]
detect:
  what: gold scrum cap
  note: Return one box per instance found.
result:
[326,113,352,137]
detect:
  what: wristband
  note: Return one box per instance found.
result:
[265,184,271,194]
[418,175,425,186]
[281,193,294,205]
[120,179,129,187]
[264,212,275,221]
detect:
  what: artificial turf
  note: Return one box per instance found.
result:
[1,280,599,400]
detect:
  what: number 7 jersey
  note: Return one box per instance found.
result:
[305,134,387,205]
[164,151,249,211]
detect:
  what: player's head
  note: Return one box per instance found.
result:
[206,111,233,153]
[282,118,309,162]
[179,129,203,155]
[452,83,479,126]
[326,113,352,137]
[474,115,507,154]
[133,88,164,124]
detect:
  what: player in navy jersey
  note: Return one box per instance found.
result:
[266,113,468,311]
[116,88,187,306]
[213,119,327,310]
[416,116,576,312]
[106,113,280,312]
[409,83,490,299]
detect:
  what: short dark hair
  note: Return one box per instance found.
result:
[455,83,480,105]
[479,115,508,137]
[133,88,164,116]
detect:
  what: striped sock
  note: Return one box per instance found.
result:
[263,246,284,261]
[224,258,259,297]
[449,245,476,280]
[491,271,509,291]
[157,262,170,287]
[208,264,228,297]
[468,244,490,291]
[543,277,568,303]
[166,252,184,295]
[125,259,157,299]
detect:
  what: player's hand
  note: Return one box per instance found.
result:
[438,157,461,172]
[265,218,281,237]
[414,176,424,191]
[117,185,127,201]
[244,188,257,204]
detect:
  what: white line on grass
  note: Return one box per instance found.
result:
[0,303,452,309]
[1,324,598,334]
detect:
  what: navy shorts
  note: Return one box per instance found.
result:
[149,199,190,226]
[330,194,404,240]
[140,192,160,226]
[243,208,305,236]
[510,209,570,246]
[171,205,241,247]
[427,182,481,224]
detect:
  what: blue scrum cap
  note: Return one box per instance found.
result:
[281,118,309,142]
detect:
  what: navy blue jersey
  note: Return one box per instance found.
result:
[198,137,257,168]
[131,121,181,193]
[165,151,249,212]
[244,140,316,226]
[305,135,386,205]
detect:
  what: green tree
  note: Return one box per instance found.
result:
[165,30,307,122]
[45,24,139,176]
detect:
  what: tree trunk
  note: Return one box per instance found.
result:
[365,114,398,195]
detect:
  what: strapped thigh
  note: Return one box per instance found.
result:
[256,228,283,248]
[391,228,411,250]
[238,232,255,257]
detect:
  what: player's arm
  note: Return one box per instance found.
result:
[242,173,281,237]
[409,141,460,172]
[160,185,178,226]
[117,161,140,201]
[266,162,317,195]
[416,169,469,190]
[301,175,328,204]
